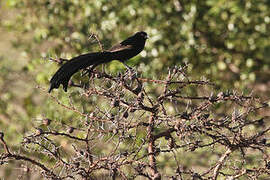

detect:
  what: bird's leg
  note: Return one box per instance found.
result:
[102,64,105,73]
[122,62,136,73]
[121,61,138,79]
[82,64,98,77]
[82,67,94,77]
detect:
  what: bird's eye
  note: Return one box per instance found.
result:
[141,33,148,39]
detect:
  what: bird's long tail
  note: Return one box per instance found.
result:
[48,52,112,93]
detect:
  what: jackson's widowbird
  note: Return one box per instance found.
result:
[48,31,148,93]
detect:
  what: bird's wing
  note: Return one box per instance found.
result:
[108,34,135,52]
[108,43,133,52]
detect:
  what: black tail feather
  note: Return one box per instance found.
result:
[49,52,112,93]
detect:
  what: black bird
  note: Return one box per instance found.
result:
[48,31,148,93]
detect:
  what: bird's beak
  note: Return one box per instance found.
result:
[145,35,149,39]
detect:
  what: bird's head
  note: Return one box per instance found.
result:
[135,31,148,40]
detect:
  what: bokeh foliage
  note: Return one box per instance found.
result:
[3,0,270,85]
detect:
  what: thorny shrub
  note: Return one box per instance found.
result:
[1,64,270,180]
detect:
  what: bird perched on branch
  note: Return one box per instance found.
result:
[48,31,148,93]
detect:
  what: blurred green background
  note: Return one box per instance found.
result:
[0,0,270,178]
